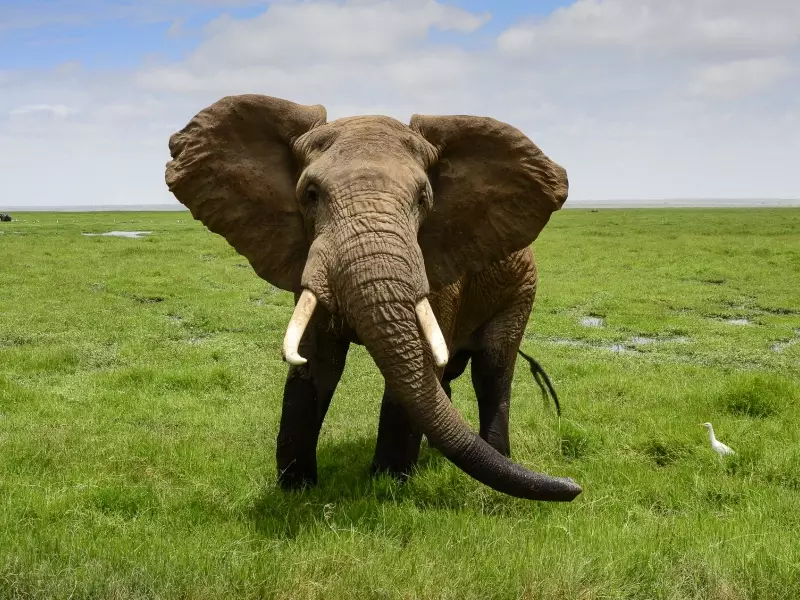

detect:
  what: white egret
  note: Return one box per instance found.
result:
[700,422,735,457]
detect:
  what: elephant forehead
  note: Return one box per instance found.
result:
[302,116,434,163]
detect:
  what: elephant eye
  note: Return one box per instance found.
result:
[303,185,319,204]
[417,184,432,211]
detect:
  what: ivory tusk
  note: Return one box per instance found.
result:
[282,289,318,366]
[415,298,449,368]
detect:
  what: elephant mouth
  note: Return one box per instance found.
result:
[281,288,449,369]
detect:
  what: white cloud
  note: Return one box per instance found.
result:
[687,57,795,99]
[9,104,78,119]
[1,0,799,208]
[191,0,487,68]
[498,0,800,57]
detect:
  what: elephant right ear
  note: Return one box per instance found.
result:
[165,94,326,292]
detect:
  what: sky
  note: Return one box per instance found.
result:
[1,0,799,207]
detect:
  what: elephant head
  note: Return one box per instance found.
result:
[165,94,580,502]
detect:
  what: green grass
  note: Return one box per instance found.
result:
[1,208,799,599]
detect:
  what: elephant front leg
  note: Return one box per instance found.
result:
[371,388,423,479]
[276,317,350,489]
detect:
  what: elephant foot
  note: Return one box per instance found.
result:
[276,447,320,490]
[372,394,422,481]
[277,467,318,490]
[370,458,414,482]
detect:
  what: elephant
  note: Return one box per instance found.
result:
[165,94,581,502]
[0,213,12,222]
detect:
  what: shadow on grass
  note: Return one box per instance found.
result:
[247,436,557,538]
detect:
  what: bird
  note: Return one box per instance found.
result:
[700,422,735,457]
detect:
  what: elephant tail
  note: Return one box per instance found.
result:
[517,349,561,417]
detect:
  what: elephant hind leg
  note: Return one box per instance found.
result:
[442,349,471,400]
[470,347,515,457]
[470,300,531,458]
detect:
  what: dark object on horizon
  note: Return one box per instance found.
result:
[518,349,561,416]
[0,213,11,222]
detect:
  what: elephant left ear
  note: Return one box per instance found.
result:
[410,114,568,289]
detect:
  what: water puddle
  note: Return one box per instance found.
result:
[634,335,690,345]
[549,338,638,354]
[548,335,690,355]
[581,317,604,328]
[726,318,751,326]
[82,231,152,238]
[772,330,800,353]
[771,340,798,352]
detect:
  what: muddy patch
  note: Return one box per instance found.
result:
[82,231,152,238]
[549,339,587,349]
[0,334,34,348]
[132,295,164,304]
[760,306,800,316]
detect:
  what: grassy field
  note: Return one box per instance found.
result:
[1,208,799,599]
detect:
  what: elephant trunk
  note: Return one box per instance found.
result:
[318,224,582,502]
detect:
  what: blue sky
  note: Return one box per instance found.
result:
[1,0,798,207]
[2,1,571,70]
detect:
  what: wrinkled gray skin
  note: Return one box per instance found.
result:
[165,94,581,502]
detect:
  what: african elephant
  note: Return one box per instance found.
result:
[165,94,581,502]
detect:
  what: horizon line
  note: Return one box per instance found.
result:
[3,198,800,212]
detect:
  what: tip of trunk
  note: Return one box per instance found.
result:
[344,276,582,503]
[544,477,582,502]
[446,433,582,502]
